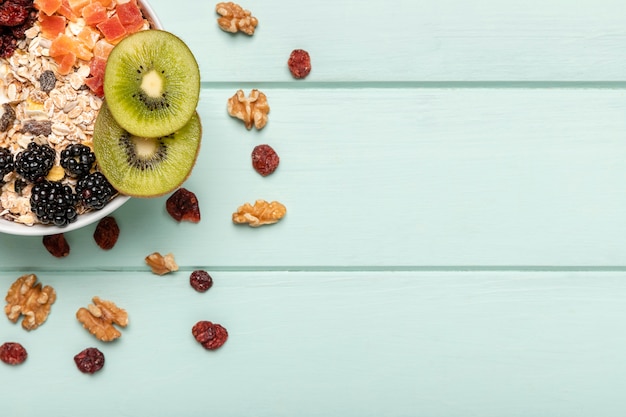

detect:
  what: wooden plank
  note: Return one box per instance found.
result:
[3,87,626,269]
[2,270,626,416]
[148,0,626,82]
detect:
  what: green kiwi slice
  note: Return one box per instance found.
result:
[93,101,202,198]
[103,29,200,138]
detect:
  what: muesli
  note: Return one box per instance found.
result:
[0,1,151,227]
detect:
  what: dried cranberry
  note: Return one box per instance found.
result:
[287,49,312,79]
[190,270,213,293]
[0,7,38,58]
[93,216,120,250]
[251,144,280,176]
[0,342,27,365]
[9,9,36,39]
[0,2,30,27]
[192,321,228,350]
[74,347,105,374]
[166,188,201,222]
[43,233,70,258]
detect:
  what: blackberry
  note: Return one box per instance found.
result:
[15,142,55,181]
[76,172,115,210]
[0,147,14,177]
[30,181,78,227]
[60,144,96,177]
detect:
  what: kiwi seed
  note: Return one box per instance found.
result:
[103,30,200,138]
[93,101,202,198]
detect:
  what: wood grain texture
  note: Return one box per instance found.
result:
[2,270,626,416]
[148,0,626,82]
[2,88,626,269]
[2,0,626,415]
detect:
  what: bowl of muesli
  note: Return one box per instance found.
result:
[0,0,162,236]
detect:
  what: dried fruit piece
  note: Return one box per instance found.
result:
[93,216,119,250]
[0,0,37,58]
[5,274,56,331]
[0,103,15,132]
[166,188,201,222]
[232,199,287,227]
[74,347,105,374]
[76,296,128,342]
[192,321,228,350]
[227,89,269,130]
[21,119,52,136]
[190,270,213,293]
[39,70,57,93]
[45,165,65,182]
[0,2,30,26]
[43,233,70,258]
[251,144,280,176]
[0,342,27,365]
[215,2,258,35]
[287,49,312,79]
[145,252,178,275]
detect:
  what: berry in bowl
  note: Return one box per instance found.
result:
[0,0,201,236]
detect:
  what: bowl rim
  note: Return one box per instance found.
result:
[0,0,163,236]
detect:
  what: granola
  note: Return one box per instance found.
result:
[0,22,105,226]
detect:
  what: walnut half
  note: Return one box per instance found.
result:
[227,89,270,130]
[145,252,179,275]
[215,2,258,35]
[5,274,56,331]
[76,296,128,342]
[232,199,287,227]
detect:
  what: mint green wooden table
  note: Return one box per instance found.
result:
[3,0,626,415]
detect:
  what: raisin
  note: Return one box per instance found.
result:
[0,103,15,132]
[192,321,228,350]
[39,70,56,93]
[93,216,120,250]
[166,188,201,222]
[74,347,105,374]
[21,119,52,136]
[43,233,70,258]
[251,144,280,176]
[287,49,312,79]
[0,342,27,365]
[190,270,213,293]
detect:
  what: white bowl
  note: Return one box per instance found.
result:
[0,0,163,236]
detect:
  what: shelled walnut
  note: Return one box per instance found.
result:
[145,252,179,275]
[232,199,287,227]
[5,274,56,331]
[76,296,128,342]
[227,89,270,130]
[215,2,258,35]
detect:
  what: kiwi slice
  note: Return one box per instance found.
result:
[103,29,200,138]
[93,101,202,198]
